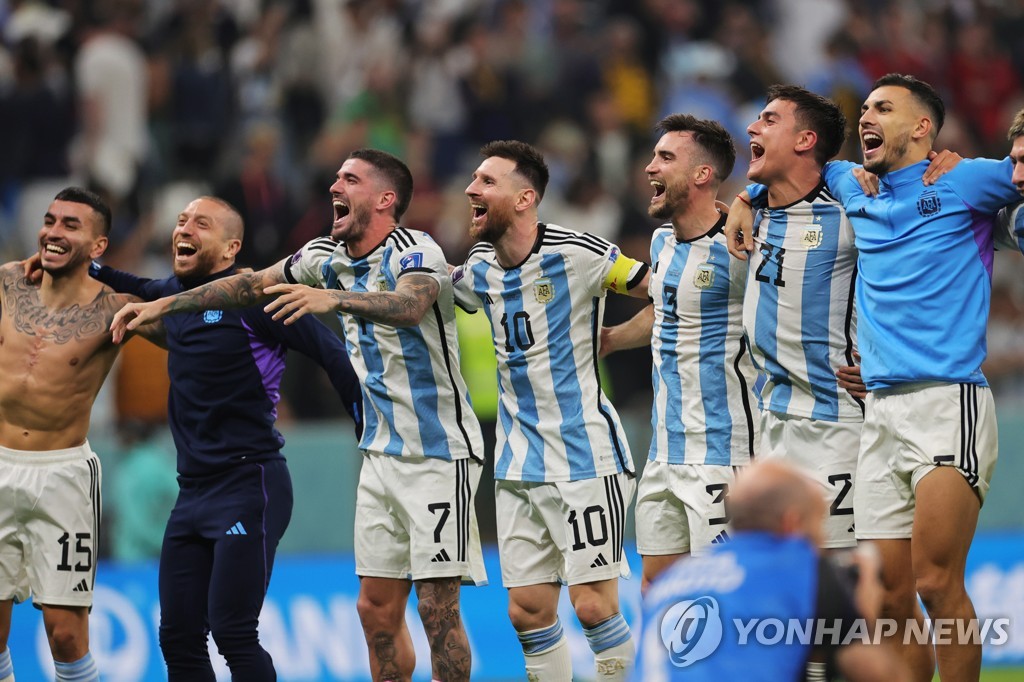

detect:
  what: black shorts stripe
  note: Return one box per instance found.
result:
[455,460,467,562]
[959,384,981,487]
[604,475,625,564]
[969,385,980,486]
[88,457,101,589]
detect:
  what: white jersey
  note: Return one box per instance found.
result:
[744,181,863,422]
[453,224,640,482]
[995,201,1024,255]
[648,217,758,466]
[284,229,484,462]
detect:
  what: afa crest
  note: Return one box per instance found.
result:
[917,190,941,217]
[693,263,715,289]
[802,226,823,248]
[203,310,223,324]
[534,277,555,303]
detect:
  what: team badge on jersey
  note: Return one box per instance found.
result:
[917,190,941,217]
[802,226,823,248]
[534,277,555,303]
[203,310,223,324]
[693,263,715,289]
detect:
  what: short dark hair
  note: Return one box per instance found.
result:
[1008,108,1024,142]
[656,113,736,181]
[765,85,848,165]
[872,73,945,138]
[348,148,414,220]
[479,140,550,202]
[53,187,112,235]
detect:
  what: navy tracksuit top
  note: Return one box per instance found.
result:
[96,265,362,478]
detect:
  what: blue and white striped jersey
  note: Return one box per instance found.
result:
[453,224,640,482]
[744,181,863,422]
[648,217,758,466]
[284,229,484,462]
[996,201,1024,255]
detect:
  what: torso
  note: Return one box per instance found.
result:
[0,264,129,450]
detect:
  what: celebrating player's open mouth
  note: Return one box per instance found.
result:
[469,201,487,227]
[649,179,666,209]
[332,198,350,231]
[174,239,198,267]
[861,126,884,164]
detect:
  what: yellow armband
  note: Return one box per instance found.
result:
[603,251,648,294]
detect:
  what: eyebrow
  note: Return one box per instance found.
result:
[863,99,893,110]
[44,212,82,224]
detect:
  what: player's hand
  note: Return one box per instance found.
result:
[110,299,170,343]
[835,352,867,400]
[853,167,880,197]
[725,194,754,260]
[264,283,341,324]
[923,148,963,185]
[21,253,43,283]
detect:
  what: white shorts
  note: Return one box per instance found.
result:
[635,461,738,557]
[855,382,997,539]
[760,411,861,549]
[0,443,101,608]
[355,452,487,585]
[495,472,635,588]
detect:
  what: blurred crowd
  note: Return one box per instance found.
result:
[1,0,1023,420]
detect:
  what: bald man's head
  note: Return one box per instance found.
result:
[729,460,827,547]
[172,196,245,278]
[198,195,245,241]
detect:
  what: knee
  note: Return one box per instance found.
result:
[46,621,87,661]
[573,594,615,629]
[357,591,406,634]
[915,568,964,611]
[508,598,556,633]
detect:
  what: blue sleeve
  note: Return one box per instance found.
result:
[91,264,173,301]
[821,160,861,203]
[745,182,768,209]
[945,157,1018,214]
[248,310,363,439]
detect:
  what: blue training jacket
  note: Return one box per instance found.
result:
[96,265,362,478]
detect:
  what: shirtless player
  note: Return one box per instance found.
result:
[0,187,159,682]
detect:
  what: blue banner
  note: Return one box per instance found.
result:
[5,534,1023,680]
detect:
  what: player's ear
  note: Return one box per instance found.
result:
[224,238,242,260]
[515,187,537,212]
[795,129,818,155]
[89,235,109,260]
[377,190,397,214]
[912,116,933,142]
[693,164,714,187]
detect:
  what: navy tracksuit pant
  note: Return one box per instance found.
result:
[158,459,292,681]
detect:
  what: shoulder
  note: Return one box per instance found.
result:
[386,227,441,254]
[540,224,613,257]
[464,241,495,265]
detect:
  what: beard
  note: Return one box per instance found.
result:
[331,201,373,242]
[470,201,514,243]
[863,129,911,175]
[648,181,690,220]
[39,242,90,278]
[173,247,222,279]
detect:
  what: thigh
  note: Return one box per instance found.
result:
[855,393,913,540]
[159,504,214,634]
[635,461,691,557]
[354,454,411,580]
[24,455,101,608]
[495,480,562,588]
[0,462,28,604]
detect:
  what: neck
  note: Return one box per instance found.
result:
[881,146,931,175]
[40,267,99,307]
[672,195,723,241]
[765,163,823,207]
[346,220,397,259]
[494,218,539,269]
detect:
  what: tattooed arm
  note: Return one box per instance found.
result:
[111,262,287,342]
[106,293,168,349]
[263,273,440,327]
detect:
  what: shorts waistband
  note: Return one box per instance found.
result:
[872,381,989,397]
[0,441,95,465]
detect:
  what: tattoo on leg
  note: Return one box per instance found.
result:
[372,632,402,681]
[416,578,470,682]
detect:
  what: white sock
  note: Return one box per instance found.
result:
[594,637,635,680]
[523,634,572,681]
[805,660,828,681]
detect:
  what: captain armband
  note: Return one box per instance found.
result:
[603,253,649,294]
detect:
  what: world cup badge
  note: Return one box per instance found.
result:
[534,277,555,303]
[693,263,715,289]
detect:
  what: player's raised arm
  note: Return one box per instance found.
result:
[264,273,439,327]
[110,261,287,342]
[600,304,654,358]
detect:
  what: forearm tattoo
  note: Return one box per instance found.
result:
[416,579,470,682]
[165,271,273,313]
[336,276,439,327]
